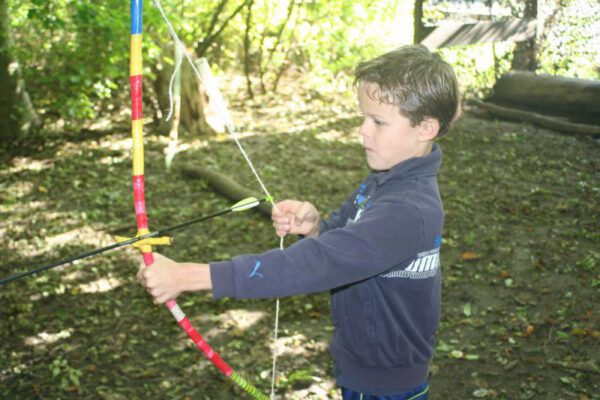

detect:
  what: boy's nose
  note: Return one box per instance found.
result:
[359,119,372,139]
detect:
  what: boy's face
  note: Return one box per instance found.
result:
[358,82,435,171]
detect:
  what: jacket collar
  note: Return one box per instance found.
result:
[373,143,442,186]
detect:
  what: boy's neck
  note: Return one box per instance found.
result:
[415,141,434,157]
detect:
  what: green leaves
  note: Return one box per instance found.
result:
[49,357,83,391]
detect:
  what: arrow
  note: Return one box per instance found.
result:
[0,196,270,286]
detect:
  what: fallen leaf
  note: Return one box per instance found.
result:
[463,303,472,317]
[462,252,480,261]
[473,388,497,398]
[525,325,535,337]
[571,327,587,336]
[581,309,593,320]
[450,350,464,359]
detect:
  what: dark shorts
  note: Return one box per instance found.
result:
[341,382,429,400]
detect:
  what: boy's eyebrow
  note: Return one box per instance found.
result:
[357,105,381,117]
[362,111,387,120]
[357,101,389,119]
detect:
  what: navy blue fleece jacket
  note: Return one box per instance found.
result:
[211,143,444,395]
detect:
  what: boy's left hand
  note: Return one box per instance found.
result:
[137,253,211,304]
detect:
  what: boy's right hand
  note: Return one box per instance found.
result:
[272,200,320,238]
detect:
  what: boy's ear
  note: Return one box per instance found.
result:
[418,118,440,141]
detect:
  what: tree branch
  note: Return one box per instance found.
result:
[196,0,250,57]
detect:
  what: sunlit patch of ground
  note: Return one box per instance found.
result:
[77,275,122,294]
[24,329,73,346]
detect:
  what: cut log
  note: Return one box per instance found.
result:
[180,164,272,217]
[491,71,600,125]
[468,99,600,137]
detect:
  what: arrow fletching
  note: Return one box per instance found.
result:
[231,197,261,212]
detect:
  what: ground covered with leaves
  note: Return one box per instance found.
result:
[1,87,599,399]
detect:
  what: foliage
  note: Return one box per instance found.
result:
[440,42,515,98]
[262,1,408,90]
[11,0,130,122]
[537,0,600,79]
[8,0,251,126]
[5,0,599,133]
[4,0,413,128]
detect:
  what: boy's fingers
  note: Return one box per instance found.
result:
[150,288,167,303]
[275,200,302,214]
[158,293,173,304]
[273,222,290,237]
[272,214,290,224]
[273,220,290,230]
[137,262,149,285]
[295,202,317,226]
[276,229,288,238]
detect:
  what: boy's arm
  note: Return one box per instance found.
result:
[318,190,359,233]
[140,192,364,303]
[211,200,424,299]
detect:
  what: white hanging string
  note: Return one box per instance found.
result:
[151,1,282,397]
[165,49,183,121]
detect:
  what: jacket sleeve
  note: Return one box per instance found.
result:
[319,190,358,233]
[210,199,424,299]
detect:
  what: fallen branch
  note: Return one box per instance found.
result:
[547,360,600,375]
[180,164,272,217]
[468,99,600,137]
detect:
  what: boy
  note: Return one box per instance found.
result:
[139,44,460,399]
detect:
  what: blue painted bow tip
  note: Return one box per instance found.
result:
[130,0,143,34]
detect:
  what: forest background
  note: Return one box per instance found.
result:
[1,0,599,399]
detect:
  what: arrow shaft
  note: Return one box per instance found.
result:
[155,197,267,236]
[0,198,266,287]
[0,239,134,286]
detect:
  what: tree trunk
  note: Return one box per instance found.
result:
[511,0,537,70]
[413,0,426,44]
[151,1,250,136]
[0,0,40,145]
[258,0,295,93]
[180,59,219,135]
[491,71,600,125]
[243,0,254,99]
[152,49,218,137]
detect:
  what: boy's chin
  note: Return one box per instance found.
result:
[366,158,388,171]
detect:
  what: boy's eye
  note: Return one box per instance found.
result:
[373,118,385,126]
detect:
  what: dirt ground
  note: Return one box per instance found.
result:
[0,86,598,399]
